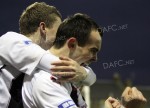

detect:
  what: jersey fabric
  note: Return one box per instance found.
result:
[0,32,47,108]
[38,53,96,86]
[22,52,86,108]
[0,31,96,108]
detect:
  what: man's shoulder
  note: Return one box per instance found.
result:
[1,31,31,41]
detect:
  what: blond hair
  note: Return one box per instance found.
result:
[19,2,61,36]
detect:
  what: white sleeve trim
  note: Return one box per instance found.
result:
[82,66,96,86]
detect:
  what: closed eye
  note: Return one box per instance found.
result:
[90,48,98,54]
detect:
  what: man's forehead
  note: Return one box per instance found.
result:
[89,30,101,42]
[87,30,102,50]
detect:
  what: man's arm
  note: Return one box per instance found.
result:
[0,32,96,85]
[49,56,96,86]
[81,66,96,86]
[0,32,46,75]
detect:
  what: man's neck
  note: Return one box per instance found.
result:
[27,32,41,44]
[49,46,69,58]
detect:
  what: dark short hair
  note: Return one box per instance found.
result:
[19,2,61,35]
[53,13,103,48]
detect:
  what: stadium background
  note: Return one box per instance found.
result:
[1,0,150,107]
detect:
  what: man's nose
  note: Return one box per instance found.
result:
[91,54,98,62]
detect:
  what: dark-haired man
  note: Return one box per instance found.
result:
[0,2,96,108]
[22,13,102,108]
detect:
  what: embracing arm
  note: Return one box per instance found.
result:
[0,32,47,75]
[0,32,96,85]
[81,66,96,86]
[49,56,96,86]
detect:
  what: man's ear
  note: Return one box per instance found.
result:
[67,37,77,50]
[39,22,46,40]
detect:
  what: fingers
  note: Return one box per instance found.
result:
[51,65,75,72]
[59,56,72,61]
[51,60,71,66]
[121,87,132,102]
[122,86,147,108]
[50,65,77,81]
[51,71,80,82]
[51,72,77,82]
[105,97,114,108]
[105,97,121,108]
[110,99,121,108]
[122,87,131,97]
[132,87,147,102]
[132,87,140,99]
[51,72,76,77]
[50,56,86,83]
[138,91,147,102]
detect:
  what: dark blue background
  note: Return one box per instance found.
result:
[1,0,150,86]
